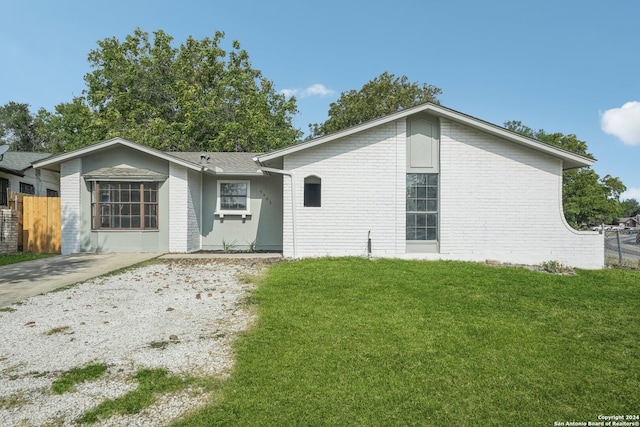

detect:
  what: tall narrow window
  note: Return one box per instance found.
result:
[406,173,438,240]
[304,176,321,207]
[0,178,8,206]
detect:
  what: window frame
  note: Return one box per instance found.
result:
[91,181,159,231]
[0,178,8,206]
[406,173,438,241]
[215,180,251,217]
[19,182,35,195]
[303,175,321,207]
[46,188,59,197]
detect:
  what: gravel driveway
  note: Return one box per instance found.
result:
[0,257,273,426]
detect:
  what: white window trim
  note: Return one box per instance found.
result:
[215,179,251,218]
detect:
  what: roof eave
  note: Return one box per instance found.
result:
[0,166,25,177]
[256,102,594,170]
[31,137,203,171]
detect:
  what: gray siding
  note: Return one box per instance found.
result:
[201,174,283,251]
[79,147,170,253]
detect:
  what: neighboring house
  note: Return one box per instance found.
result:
[32,103,604,268]
[617,216,640,228]
[0,152,60,206]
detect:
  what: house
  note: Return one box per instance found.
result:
[32,102,604,268]
[617,216,640,229]
[0,152,60,206]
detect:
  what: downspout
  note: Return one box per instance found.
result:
[257,166,297,259]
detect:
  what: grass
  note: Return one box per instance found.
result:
[78,368,197,424]
[52,363,108,394]
[174,258,640,427]
[0,252,54,266]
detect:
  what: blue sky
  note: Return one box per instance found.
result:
[1,0,639,200]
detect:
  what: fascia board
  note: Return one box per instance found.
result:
[427,105,595,169]
[257,102,594,169]
[0,167,25,177]
[32,137,202,171]
[256,106,427,162]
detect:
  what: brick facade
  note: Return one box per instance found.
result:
[169,163,189,252]
[0,208,18,254]
[60,158,82,255]
[186,169,202,252]
[283,120,406,258]
[282,117,604,268]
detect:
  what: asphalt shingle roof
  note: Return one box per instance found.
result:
[0,152,52,176]
[168,152,261,174]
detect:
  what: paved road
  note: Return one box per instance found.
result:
[605,234,640,265]
[0,253,162,307]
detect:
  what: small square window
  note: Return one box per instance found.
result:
[216,180,250,215]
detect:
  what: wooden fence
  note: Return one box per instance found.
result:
[7,191,61,253]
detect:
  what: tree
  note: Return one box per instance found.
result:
[40,28,301,153]
[620,198,640,217]
[0,102,47,151]
[504,121,626,227]
[35,98,102,153]
[308,72,442,138]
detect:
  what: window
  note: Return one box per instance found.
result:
[0,178,8,206]
[46,189,59,197]
[304,176,321,207]
[216,180,250,215]
[406,173,438,240]
[91,182,158,230]
[19,182,35,195]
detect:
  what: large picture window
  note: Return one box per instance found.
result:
[91,182,158,230]
[406,173,438,241]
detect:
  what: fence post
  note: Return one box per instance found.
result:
[616,230,623,266]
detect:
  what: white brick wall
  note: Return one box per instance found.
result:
[283,120,406,258]
[60,159,82,254]
[186,169,202,252]
[425,120,603,268]
[169,163,188,252]
[282,117,603,269]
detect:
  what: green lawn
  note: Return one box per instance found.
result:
[176,258,639,426]
[0,252,54,266]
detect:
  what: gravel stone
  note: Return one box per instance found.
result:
[0,258,269,426]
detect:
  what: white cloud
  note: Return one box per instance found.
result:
[301,84,335,97]
[281,83,335,99]
[621,187,640,201]
[600,101,640,146]
[280,89,297,98]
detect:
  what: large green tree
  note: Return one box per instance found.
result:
[620,198,640,217]
[308,72,441,138]
[0,102,47,151]
[39,29,301,153]
[504,120,626,227]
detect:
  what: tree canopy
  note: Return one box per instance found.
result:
[0,102,47,152]
[308,72,441,138]
[3,29,302,153]
[504,120,627,227]
[620,198,640,218]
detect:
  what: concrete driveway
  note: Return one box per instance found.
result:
[0,253,163,307]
